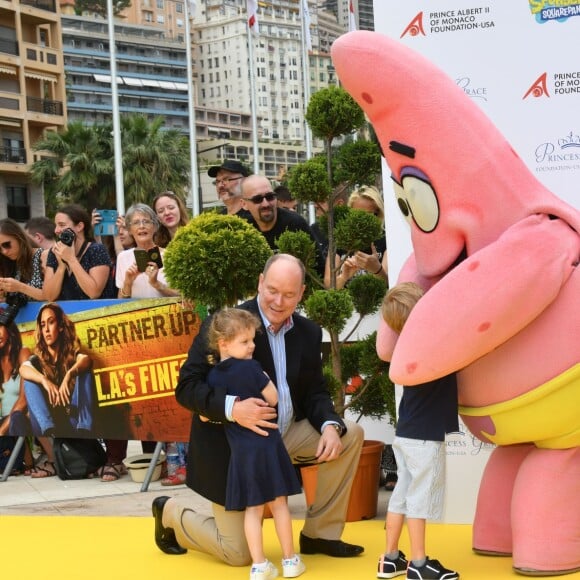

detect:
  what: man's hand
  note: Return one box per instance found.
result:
[232,397,278,436]
[316,424,344,463]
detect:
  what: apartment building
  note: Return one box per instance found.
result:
[0,0,67,221]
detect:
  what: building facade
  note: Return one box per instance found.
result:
[0,0,67,221]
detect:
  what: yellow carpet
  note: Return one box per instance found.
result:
[4,517,579,579]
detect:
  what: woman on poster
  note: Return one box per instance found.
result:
[0,313,32,474]
[20,303,95,440]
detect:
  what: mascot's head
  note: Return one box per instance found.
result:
[331,31,564,279]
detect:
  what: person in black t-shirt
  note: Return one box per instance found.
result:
[240,175,324,276]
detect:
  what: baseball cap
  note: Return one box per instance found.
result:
[208,160,250,178]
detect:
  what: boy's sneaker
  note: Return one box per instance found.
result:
[250,559,279,580]
[378,550,408,578]
[282,554,306,578]
[406,557,459,580]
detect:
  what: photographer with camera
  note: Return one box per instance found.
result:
[43,204,117,302]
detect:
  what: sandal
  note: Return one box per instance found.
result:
[29,460,56,478]
[98,463,127,482]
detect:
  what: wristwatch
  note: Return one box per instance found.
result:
[330,423,344,437]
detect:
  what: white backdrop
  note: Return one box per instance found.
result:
[372,0,580,523]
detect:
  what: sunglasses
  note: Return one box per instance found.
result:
[244,192,277,204]
[0,241,12,250]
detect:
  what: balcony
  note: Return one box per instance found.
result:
[20,0,57,13]
[27,96,64,116]
[0,147,27,164]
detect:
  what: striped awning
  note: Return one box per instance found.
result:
[0,65,17,75]
[24,70,57,82]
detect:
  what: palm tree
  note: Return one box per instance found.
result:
[31,122,114,212]
[31,114,191,212]
[121,115,190,204]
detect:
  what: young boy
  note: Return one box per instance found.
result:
[377,282,460,580]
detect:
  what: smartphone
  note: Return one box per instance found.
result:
[134,249,150,272]
[148,247,163,269]
[94,209,119,236]
[134,248,163,272]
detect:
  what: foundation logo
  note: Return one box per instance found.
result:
[534,130,580,175]
[529,0,580,23]
[400,12,426,37]
[524,71,580,99]
[523,73,550,99]
[401,7,495,37]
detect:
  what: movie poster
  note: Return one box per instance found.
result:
[2,298,200,442]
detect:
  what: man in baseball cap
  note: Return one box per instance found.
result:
[208,160,250,216]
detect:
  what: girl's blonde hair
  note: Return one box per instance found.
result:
[207,308,261,363]
[348,185,385,222]
[381,282,424,334]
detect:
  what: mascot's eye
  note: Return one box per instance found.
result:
[401,176,439,233]
[393,181,413,226]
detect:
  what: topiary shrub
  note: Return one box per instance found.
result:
[163,213,272,312]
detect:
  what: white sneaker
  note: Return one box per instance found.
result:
[250,560,279,580]
[282,554,306,578]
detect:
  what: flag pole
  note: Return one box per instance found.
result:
[246,10,260,175]
[184,0,200,215]
[106,0,124,214]
[300,0,315,223]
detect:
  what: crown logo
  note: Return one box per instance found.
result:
[558,131,580,148]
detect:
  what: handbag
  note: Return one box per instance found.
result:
[53,437,107,480]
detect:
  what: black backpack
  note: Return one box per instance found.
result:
[53,437,107,480]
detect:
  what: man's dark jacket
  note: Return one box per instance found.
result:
[175,297,345,506]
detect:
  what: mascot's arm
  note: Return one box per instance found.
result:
[376,254,437,362]
[390,214,579,384]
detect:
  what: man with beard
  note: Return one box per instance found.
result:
[208,160,250,216]
[240,175,324,275]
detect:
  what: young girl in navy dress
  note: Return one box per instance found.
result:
[206,308,306,580]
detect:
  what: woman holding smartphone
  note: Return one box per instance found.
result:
[105,203,180,482]
[115,203,180,299]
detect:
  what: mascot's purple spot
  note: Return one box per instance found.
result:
[478,322,491,333]
[332,31,580,576]
[462,415,496,442]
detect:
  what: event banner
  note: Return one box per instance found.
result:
[5,299,201,442]
[374,0,579,523]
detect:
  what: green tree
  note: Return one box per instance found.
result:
[30,122,114,212]
[121,115,190,204]
[279,87,391,419]
[31,114,190,212]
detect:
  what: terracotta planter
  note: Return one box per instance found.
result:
[299,439,385,522]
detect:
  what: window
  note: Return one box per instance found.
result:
[156,0,164,8]
[176,2,183,12]
[6,185,30,221]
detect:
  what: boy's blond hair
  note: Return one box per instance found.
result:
[381,282,425,334]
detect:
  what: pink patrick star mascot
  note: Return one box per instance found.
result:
[331,31,579,576]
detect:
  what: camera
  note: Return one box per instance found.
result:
[59,228,76,246]
[0,292,28,327]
